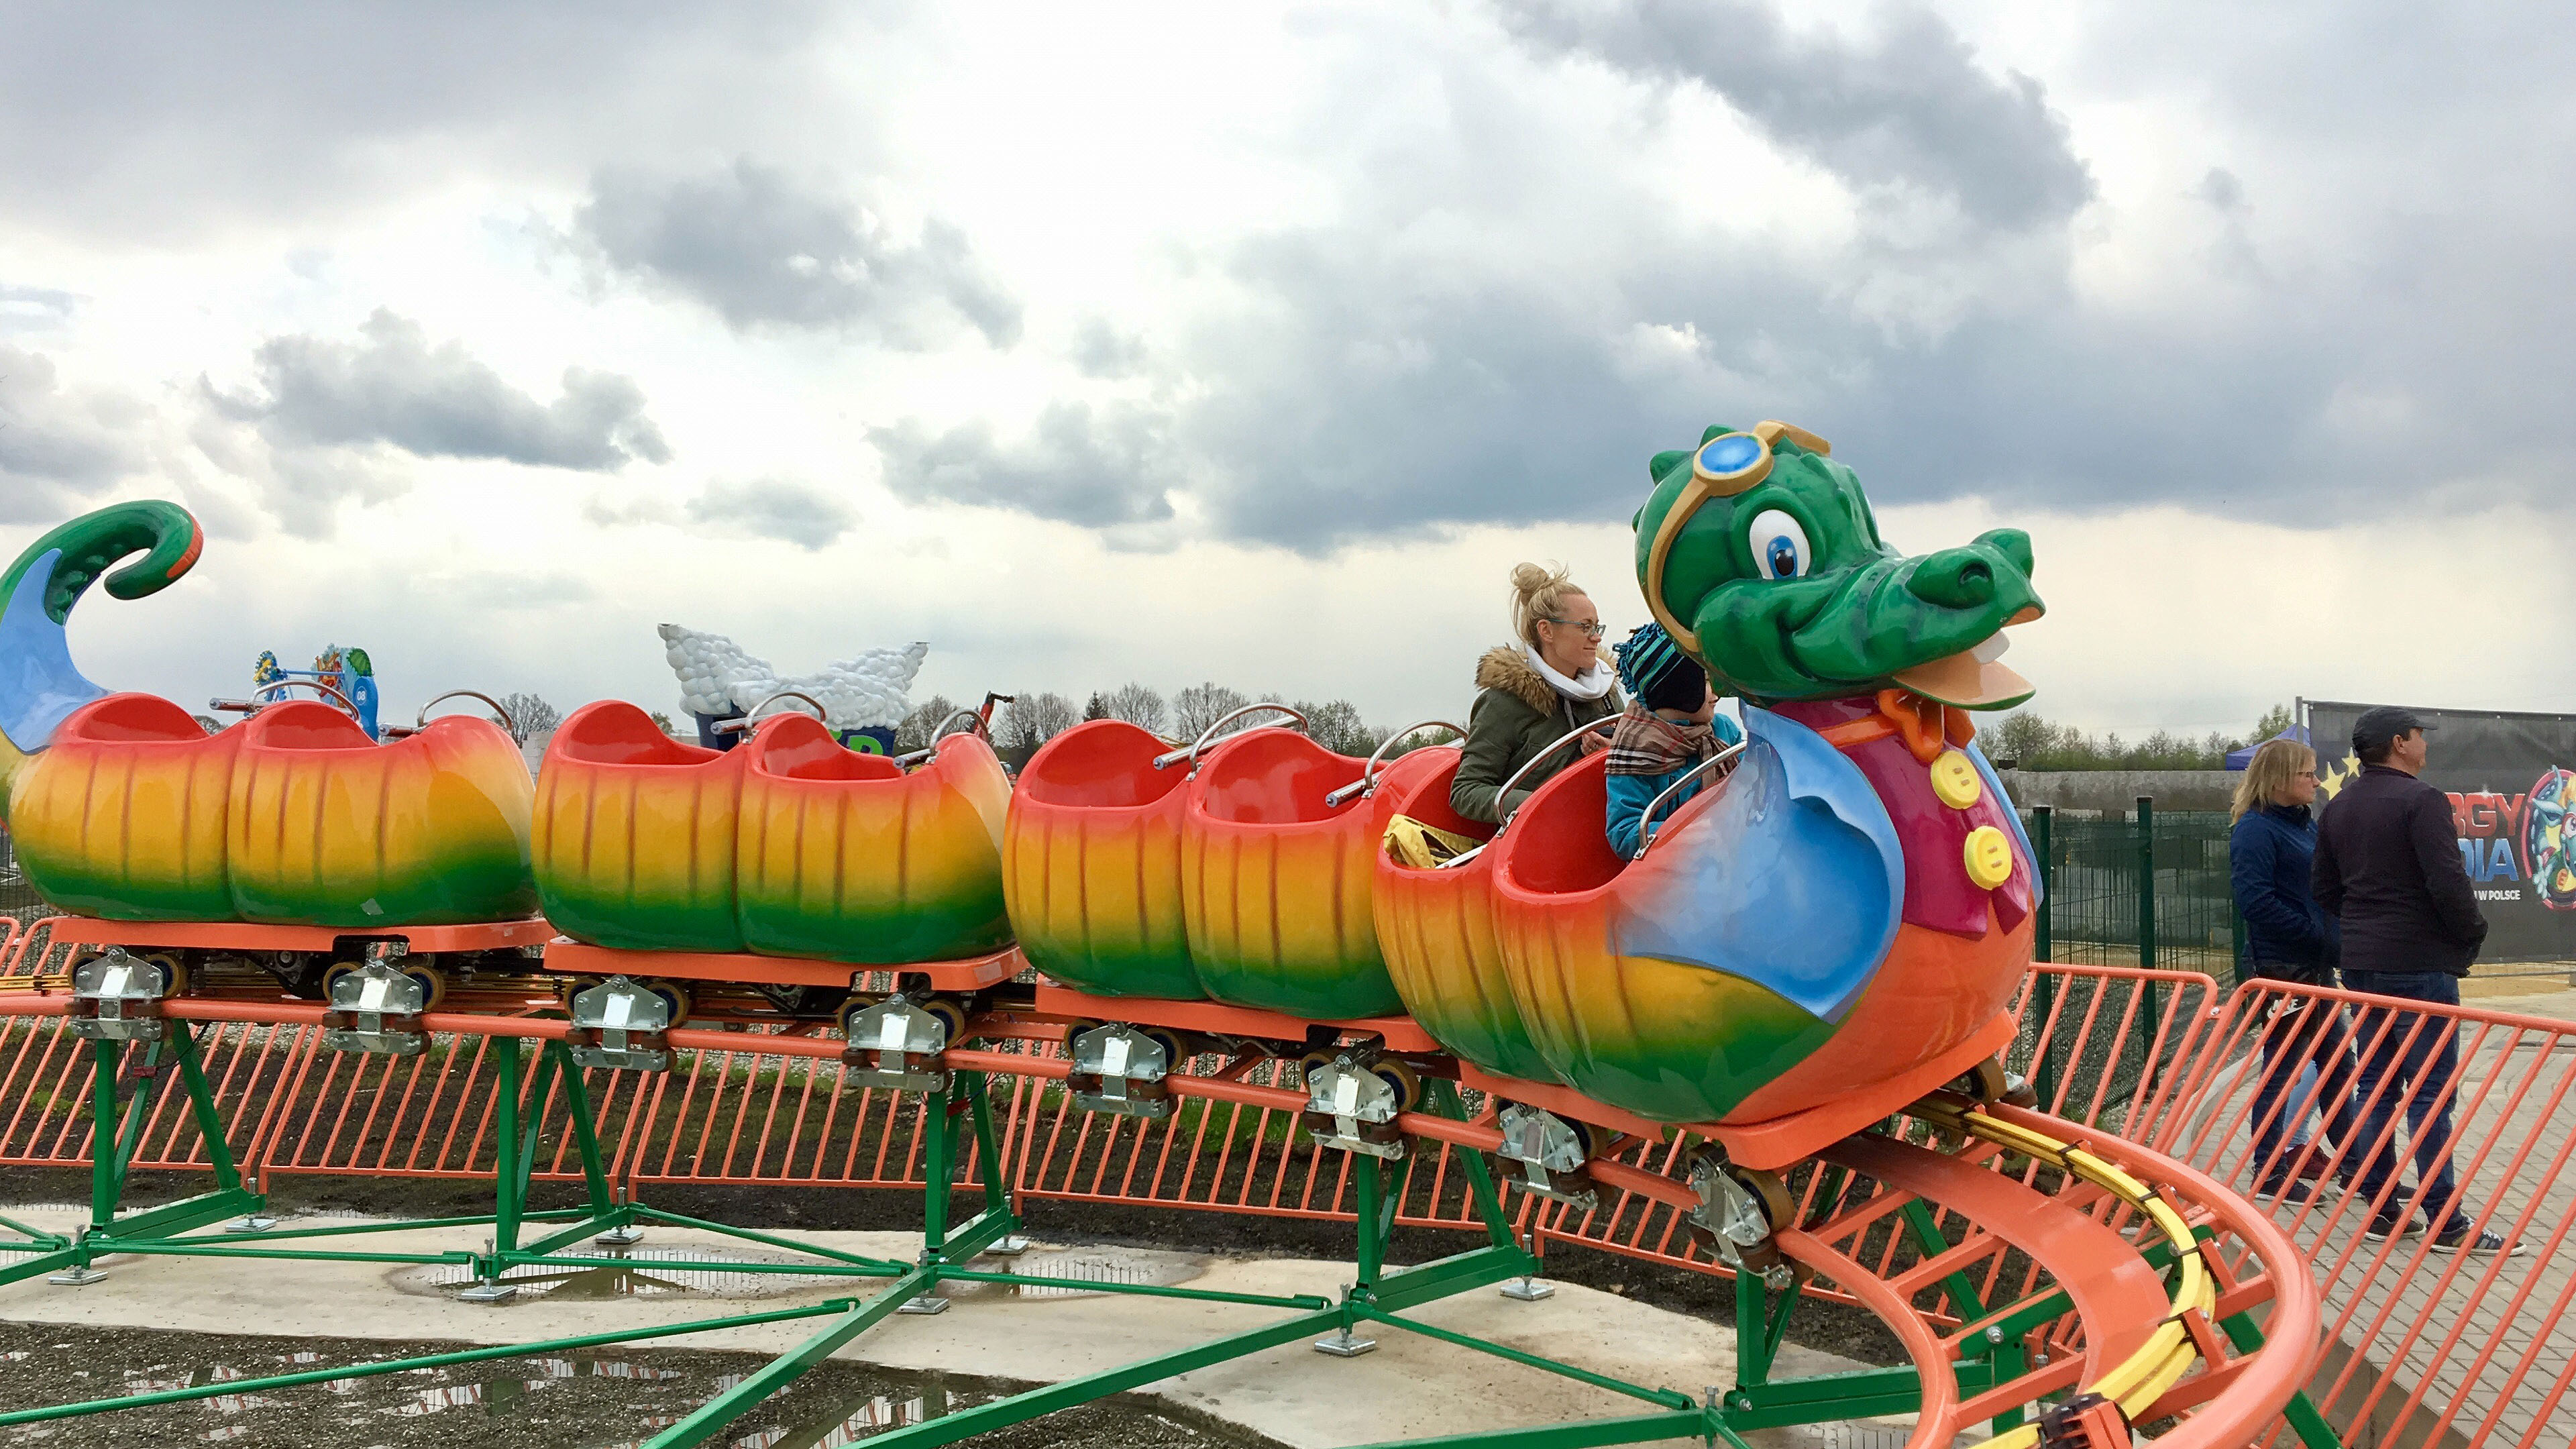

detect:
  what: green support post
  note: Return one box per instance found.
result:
[492,1035,523,1256]
[507,1040,639,1261]
[556,1038,616,1222]
[1425,1078,1517,1252]
[90,1035,124,1228]
[2030,804,2061,1108]
[2135,796,2164,1082]
[1733,1259,1766,1387]
[2031,805,2053,962]
[2135,795,2157,975]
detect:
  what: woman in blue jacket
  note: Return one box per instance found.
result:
[1603,623,1741,859]
[2229,737,2361,1205]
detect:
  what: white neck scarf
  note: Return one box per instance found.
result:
[1525,641,1615,702]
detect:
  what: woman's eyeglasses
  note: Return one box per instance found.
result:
[1546,618,1607,638]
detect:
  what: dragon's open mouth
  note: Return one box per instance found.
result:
[1890,608,2044,708]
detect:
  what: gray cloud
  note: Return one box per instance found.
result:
[871,403,1179,529]
[1498,0,2094,231]
[855,3,2576,551]
[685,478,858,550]
[0,345,150,523]
[1070,318,1148,378]
[577,160,1022,346]
[0,5,830,240]
[0,284,78,337]
[216,310,669,471]
[582,492,681,529]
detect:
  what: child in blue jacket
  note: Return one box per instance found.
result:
[1604,623,1741,859]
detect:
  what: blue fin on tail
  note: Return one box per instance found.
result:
[0,550,109,754]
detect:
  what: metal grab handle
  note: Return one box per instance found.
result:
[896,708,995,767]
[1490,717,1620,836]
[250,678,360,714]
[1631,741,1749,859]
[712,689,829,737]
[1150,703,1309,773]
[417,688,515,734]
[1323,718,1466,808]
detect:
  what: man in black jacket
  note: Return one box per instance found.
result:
[2313,706,2519,1255]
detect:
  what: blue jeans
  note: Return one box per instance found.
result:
[2339,969,2473,1235]
[2247,995,2362,1184]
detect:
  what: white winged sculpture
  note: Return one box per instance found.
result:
[659,624,928,744]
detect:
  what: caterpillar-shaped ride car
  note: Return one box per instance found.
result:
[0,504,550,1016]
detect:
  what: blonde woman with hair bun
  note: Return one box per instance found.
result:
[2229,735,2361,1205]
[1449,561,1626,824]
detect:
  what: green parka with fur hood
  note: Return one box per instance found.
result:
[1450,645,1625,825]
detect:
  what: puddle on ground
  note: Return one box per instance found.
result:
[938,1248,1202,1301]
[392,1244,1201,1303]
[395,1245,849,1301]
[0,1324,1276,1449]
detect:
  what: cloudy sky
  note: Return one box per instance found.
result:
[3,1,2570,741]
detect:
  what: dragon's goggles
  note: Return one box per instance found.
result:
[1643,420,1832,654]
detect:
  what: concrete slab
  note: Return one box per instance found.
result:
[0,1206,1913,1448]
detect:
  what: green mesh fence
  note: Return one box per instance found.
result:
[0,829,48,926]
[2023,803,2246,985]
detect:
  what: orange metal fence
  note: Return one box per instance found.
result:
[2154,979,2576,1449]
[0,1012,311,1174]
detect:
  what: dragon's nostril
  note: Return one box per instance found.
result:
[1906,549,1999,608]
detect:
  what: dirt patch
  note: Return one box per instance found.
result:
[0,1319,1289,1448]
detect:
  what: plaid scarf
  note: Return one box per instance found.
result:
[1605,702,1719,777]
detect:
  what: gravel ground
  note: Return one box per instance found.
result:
[0,1319,1289,1449]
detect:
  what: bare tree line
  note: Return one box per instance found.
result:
[894,682,1457,761]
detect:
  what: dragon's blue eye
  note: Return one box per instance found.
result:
[1747,509,1811,580]
[1697,433,1764,476]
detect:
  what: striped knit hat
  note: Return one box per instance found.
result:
[1614,623,1706,712]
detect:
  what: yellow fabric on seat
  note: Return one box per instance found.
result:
[1383,814,1483,869]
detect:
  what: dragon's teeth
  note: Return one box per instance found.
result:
[1972,633,2011,665]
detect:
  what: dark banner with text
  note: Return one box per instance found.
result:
[2309,702,2576,965]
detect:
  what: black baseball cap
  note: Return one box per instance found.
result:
[2353,706,2435,754]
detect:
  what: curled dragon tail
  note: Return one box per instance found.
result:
[0,501,205,811]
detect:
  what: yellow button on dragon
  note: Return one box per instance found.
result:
[1963,826,2014,890]
[1929,749,1982,809]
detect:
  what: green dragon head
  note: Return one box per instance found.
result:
[1633,421,2043,708]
